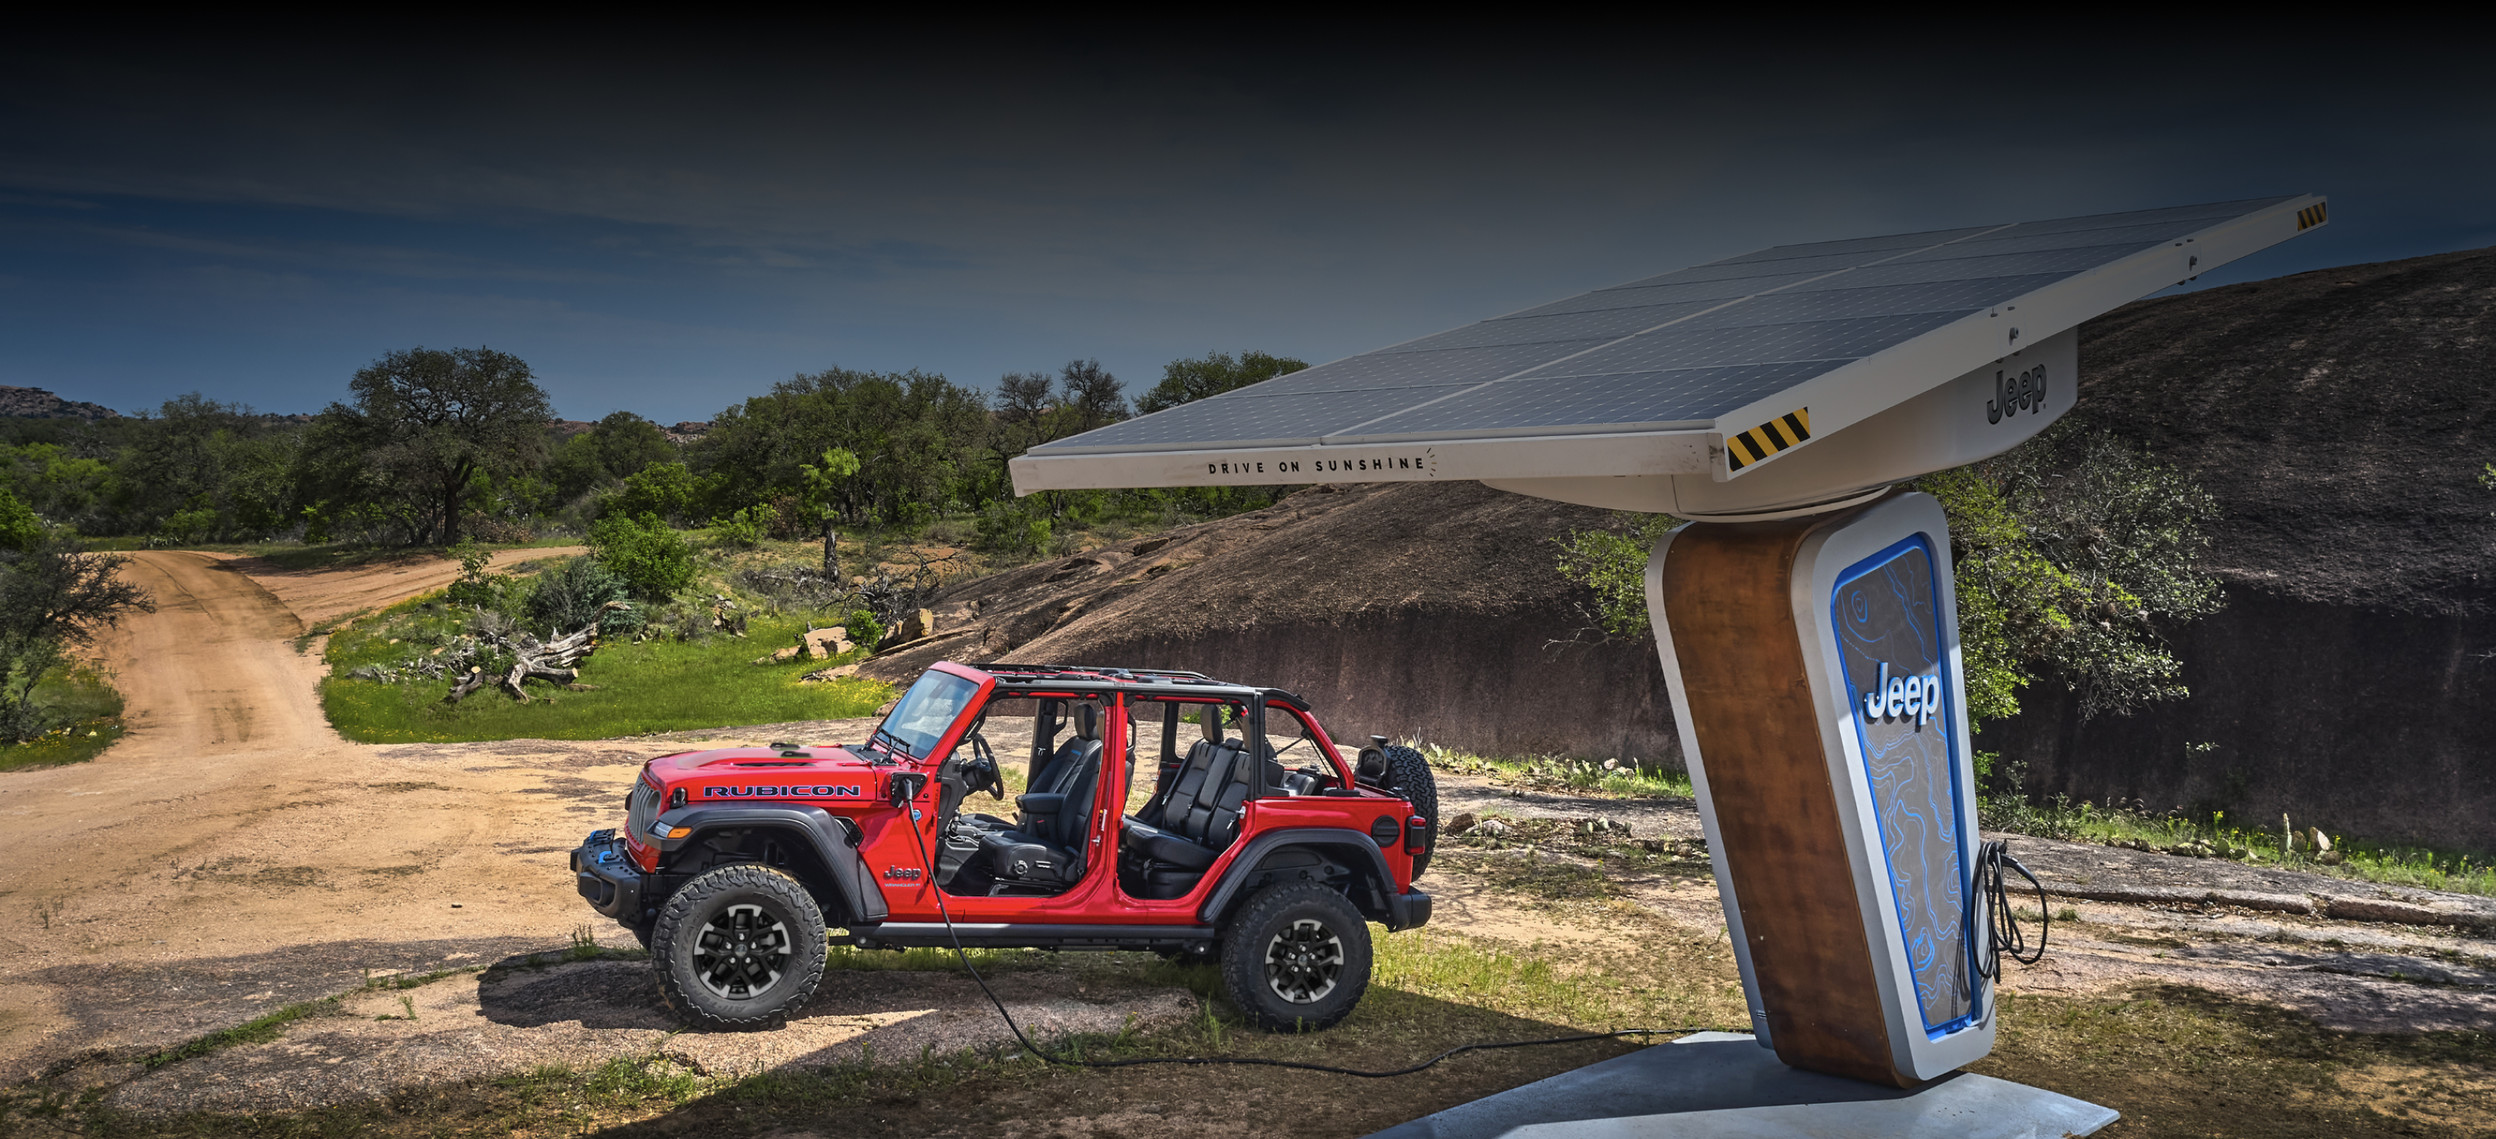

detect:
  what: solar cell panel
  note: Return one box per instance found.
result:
[1012,194,2325,514]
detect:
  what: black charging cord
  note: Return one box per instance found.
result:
[1972,838,2049,983]
[896,803,1698,1077]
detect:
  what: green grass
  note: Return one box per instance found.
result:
[1415,742,1695,799]
[321,593,892,743]
[1985,794,2496,898]
[0,662,128,772]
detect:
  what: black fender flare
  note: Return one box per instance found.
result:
[649,804,888,923]
[1197,827,1402,928]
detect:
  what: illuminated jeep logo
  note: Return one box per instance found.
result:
[1860,662,1944,728]
[702,784,864,799]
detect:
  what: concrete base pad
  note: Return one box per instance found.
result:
[1371,1033,2117,1138]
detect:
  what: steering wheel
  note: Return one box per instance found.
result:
[962,730,1007,799]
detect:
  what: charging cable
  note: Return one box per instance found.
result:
[896,800,1699,1077]
[1972,838,2049,984]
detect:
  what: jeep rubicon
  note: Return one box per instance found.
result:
[570,663,1438,1031]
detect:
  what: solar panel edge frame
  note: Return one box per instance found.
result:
[1699,193,2324,482]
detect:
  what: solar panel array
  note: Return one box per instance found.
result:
[1031,197,2302,457]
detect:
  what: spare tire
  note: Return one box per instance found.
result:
[1378,744,1438,879]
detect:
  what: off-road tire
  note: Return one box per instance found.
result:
[1218,882,1371,1032]
[1379,744,1439,879]
[650,864,826,1030]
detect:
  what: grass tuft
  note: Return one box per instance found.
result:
[0,662,127,772]
[1986,794,2496,897]
[1415,742,1694,799]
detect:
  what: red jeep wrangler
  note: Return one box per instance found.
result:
[571,663,1438,1031]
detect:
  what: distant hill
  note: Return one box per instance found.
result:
[1990,246,2496,847]
[0,385,118,421]
[2071,245,2496,618]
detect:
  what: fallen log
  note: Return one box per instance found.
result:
[444,613,613,703]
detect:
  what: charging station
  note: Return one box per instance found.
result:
[1010,195,2328,1132]
[1650,491,1986,1084]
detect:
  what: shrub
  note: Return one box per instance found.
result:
[604,462,697,524]
[974,502,1050,554]
[709,503,775,549]
[526,556,641,636]
[843,608,885,650]
[443,540,501,609]
[159,507,217,545]
[589,513,695,601]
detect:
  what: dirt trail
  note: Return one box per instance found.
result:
[0,548,631,1082]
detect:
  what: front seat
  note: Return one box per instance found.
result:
[978,704,1105,886]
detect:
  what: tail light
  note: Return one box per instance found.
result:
[1404,815,1431,854]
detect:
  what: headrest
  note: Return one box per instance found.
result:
[1074,703,1100,741]
[1199,705,1223,743]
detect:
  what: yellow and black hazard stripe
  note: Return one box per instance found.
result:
[1726,408,1810,472]
[2297,201,2328,231]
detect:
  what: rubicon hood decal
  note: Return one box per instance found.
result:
[701,783,865,799]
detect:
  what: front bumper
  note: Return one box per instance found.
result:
[569,829,648,924]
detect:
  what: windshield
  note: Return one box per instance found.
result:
[875,670,979,760]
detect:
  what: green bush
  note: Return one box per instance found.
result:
[159,507,217,545]
[974,502,1051,554]
[443,540,501,609]
[526,556,641,635]
[588,512,695,601]
[603,461,697,524]
[708,503,775,549]
[843,608,884,650]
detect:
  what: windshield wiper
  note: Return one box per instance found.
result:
[870,726,912,763]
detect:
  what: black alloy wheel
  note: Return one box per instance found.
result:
[693,903,792,999]
[651,864,827,1029]
[1264,917,1346,1004]
[1219,882,1371,1032]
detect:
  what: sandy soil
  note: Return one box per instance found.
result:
[0,549,714,1083]
[1434,773,2496,1035]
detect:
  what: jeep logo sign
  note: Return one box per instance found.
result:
[702,784,864,800]
[1986,363,2047,424]
[1860,661,1944,729]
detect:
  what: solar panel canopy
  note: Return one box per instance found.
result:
[1010,195,2327,517]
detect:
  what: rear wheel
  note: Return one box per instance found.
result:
[1379,745,1439,879]
[651,864,826,1030]
[1218,882,1371,1032]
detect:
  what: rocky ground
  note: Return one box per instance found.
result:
[1434,775,2496,1038]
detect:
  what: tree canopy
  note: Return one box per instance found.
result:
[1135,350,1309,416]
[332,346,553,545]
[1556,420,2222,731]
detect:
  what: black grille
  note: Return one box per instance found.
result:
[626,781,660,838]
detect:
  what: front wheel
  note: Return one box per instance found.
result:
[1219,882,1372,1032]
[650,864,827,1030]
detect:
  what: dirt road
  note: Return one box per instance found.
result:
[0,550,650,1082]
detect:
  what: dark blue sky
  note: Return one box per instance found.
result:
[3,31,2488,422]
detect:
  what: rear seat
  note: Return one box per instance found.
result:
[1123,713,1257,885]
